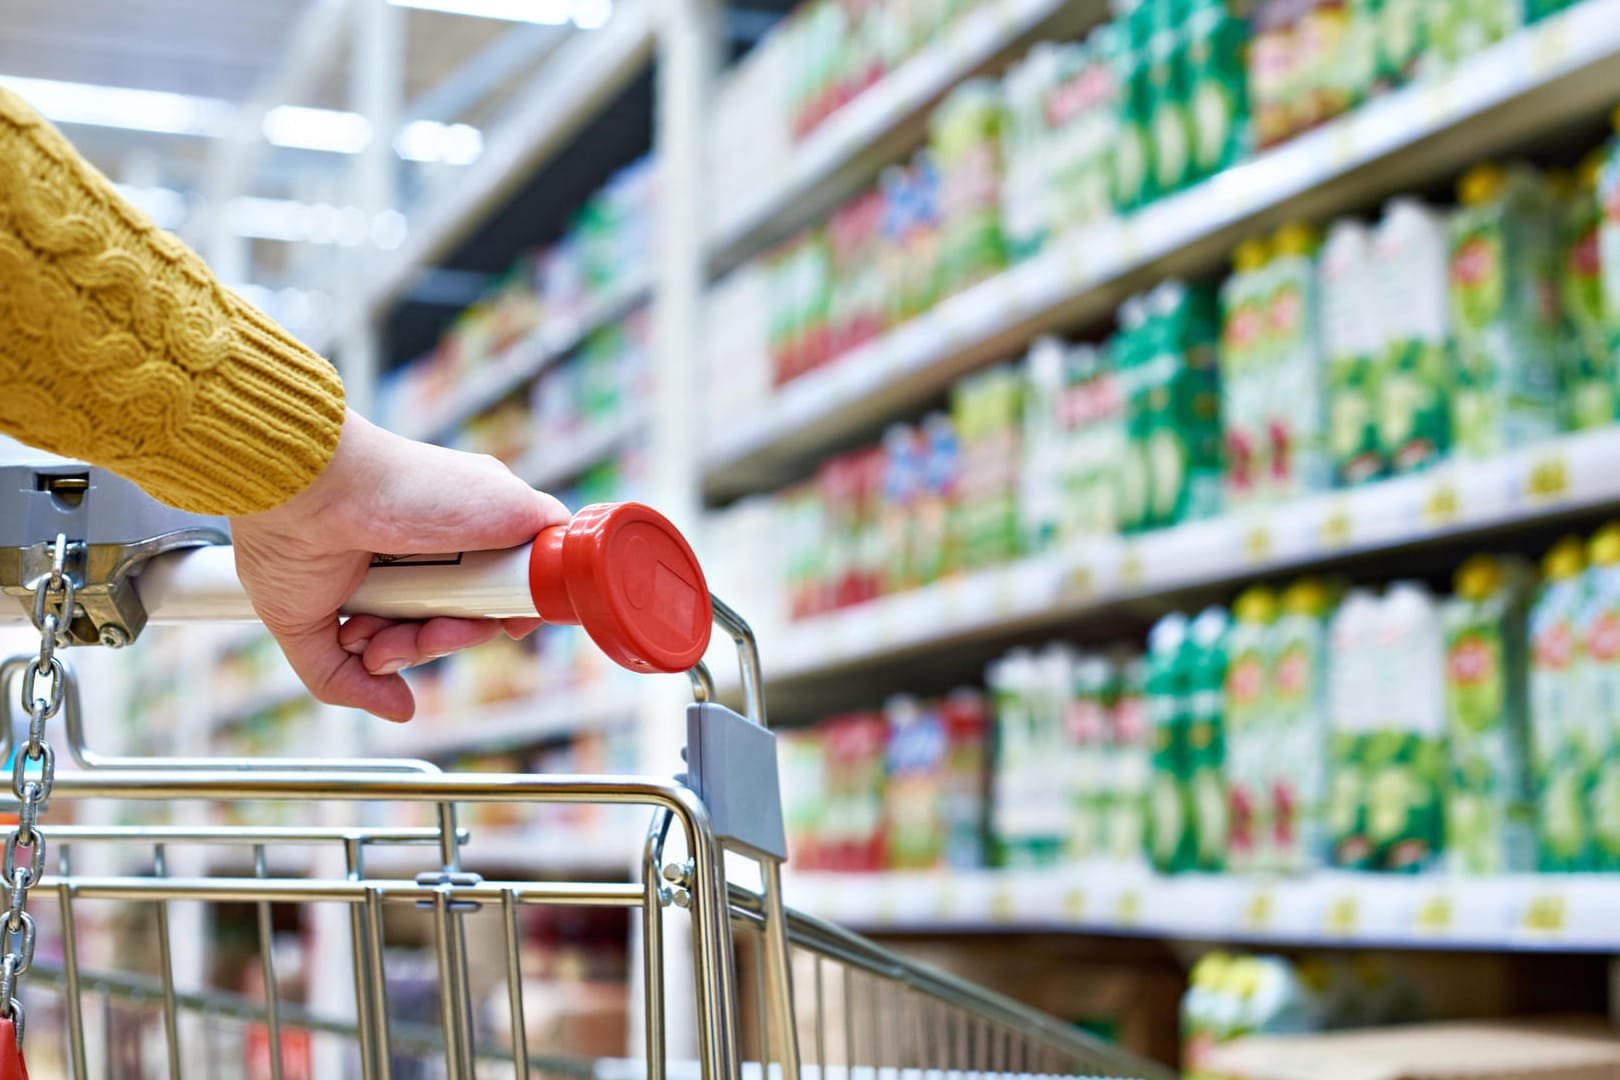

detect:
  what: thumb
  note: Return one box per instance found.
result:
[377,439,572,554]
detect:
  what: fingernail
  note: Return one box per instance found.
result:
[342,638,371,655]
[370,659,408,676]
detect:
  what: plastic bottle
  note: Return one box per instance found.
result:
[1219,237,1274,508]
[1327,589,1380,867]
[1530,537,1591,871]
[1374,198,1452,474]
[1225,587,1277,873]
[1273,578,1338,871]
[1442,555,1535,874]
[1321,220,1385,484]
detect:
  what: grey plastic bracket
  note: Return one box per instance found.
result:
[0,464,228,646]
[683,700,787,862]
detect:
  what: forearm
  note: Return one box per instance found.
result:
[0,86,346,516]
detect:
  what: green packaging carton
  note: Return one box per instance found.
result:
[1447,163,1570,459]
[1322,220,1386,485]
[988,648,1068,867]
[1581,526,1620,869]
[1184,0,1249,180]
[1442,555,1535,874]
[1147,613,1196,873]
[1561,154,1615,430]
[1530,537,1591,871]
[1104,8,1154,212]
[1366,583,1448,872]
[1145,0,1192,197]
[1266,223,1331,497]
[1188,606,1231,872]
[1143,281,1224,529]
[1224,587,1276,873]
[1273,579,1338,871]
[1069,653,1113,860]
[1219,238,1274,508]
[1106,655,1152,864]
[1374,198,1452,474]
[1327,590,1380,867]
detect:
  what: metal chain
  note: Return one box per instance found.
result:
[0,534,72,1047]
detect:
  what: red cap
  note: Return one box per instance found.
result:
[528,502,712,673]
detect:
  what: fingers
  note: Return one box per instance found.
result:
[503,617,545,639]
[338,614,390,655]
[273,619,416,723]
[358,616,505,676]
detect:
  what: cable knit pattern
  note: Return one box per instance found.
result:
[0,87,345,516]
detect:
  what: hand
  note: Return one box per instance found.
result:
[229,410,569,721]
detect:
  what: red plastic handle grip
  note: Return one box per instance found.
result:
[527,502,712,673]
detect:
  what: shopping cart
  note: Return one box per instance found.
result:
[0,464,1172,1080]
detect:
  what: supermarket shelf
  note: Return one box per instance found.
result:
[394,271,652,443]
[703,0,1620,501]
[313,2,654,349]
[517,406,647,489]
[370,684,639,759]
[785,868,1620,952]
[724,426,1620,697]
[707,0,1094,272]
[211,667,308,726]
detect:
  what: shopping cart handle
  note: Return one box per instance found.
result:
[134,501,712,674]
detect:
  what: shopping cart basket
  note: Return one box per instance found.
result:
[0,465,1172,1080]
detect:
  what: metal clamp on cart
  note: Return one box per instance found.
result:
[0,462,1165,1080]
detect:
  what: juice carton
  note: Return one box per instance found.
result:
[1299,0,1353,126]
[1219,238,1274,508]
[884,695,949,870]
[1272,579,1338,871]
[1561,153,1615,430]
[1067,30,1124,230]
[940,689,991,869]
[929,80,1007,297]
[1597,110,1620,359]
[1266,223,1331,497]
[880,423,923,593]
[1374,198,1452,473]
[1340,0,1382,107]
[1139,281,1224,529]
[1581,526,1620,869]
[779,729,828,869]
[1105,3,1155,211]
[1373,0,1424,85]
[1147,612,1196,873]
[988,649,1068,867]
[1000,42,1062,259]
[1225,587,1277,873]
[1068,653,1113,860]
[1447,164,1569,459]
[1184,0,1250,180]
[1183,952,1237,1080]
[951,366,1023,569]
[1423,0,1520,73]
[1106,654,1152,864]
[1018,337,1068,554]
[1189,606,1231,872]
[1442,555,1535,874]
[1321,219,1385,484]
[1114,295,1155,532]
[1248,0,1300,150]
[1327,589,1380,867]
[1367,582,1447,872]
[1146,0,1193,196]
[820,711,888,872]
[1067,343,1127,538]
[1530,536,1590,871]
[913,412,960,583]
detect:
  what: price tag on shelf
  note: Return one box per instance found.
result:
[1059,237,1091,292]
[989,884,1017,925]
[1414,892,1454,935]
[1328,124,1358,171]
[1120,220,1143,267]
[1324,893,1358,936]
[932,885,958,922]
[1318,500,1353,551]
[1521,892,1567,935]
[1423,480,1461,528]
[1524,453,1570,504]
[1069,564,1095,598]
[1243,887,1276,932]
[1118,544,1145,589]
[1062,886,1087,921]
[1420,80,1457,128]
[1529,16,1572,77]
[875,882,900,925]
[1243,523,1274,565]
[1115,888,1143,927]
[992,570,1017,618]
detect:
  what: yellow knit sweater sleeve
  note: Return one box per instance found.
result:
[0,87,346,517]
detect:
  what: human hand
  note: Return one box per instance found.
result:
[228,409,569,721]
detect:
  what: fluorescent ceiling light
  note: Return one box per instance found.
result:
[0,75,482,164]
[388,0,600,26]
[0,74,228,137]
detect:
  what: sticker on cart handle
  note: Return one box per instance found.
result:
[369,552,465,567]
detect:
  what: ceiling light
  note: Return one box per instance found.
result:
[388,0,592,26]
[263,105,371,154]
[0,75,228,137]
